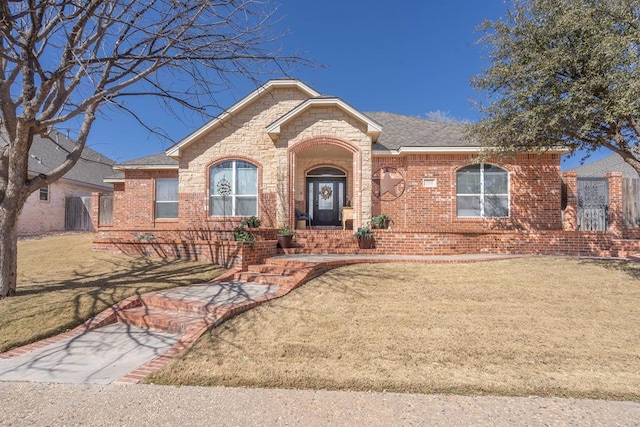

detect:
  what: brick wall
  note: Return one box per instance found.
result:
[18,179,108,236]
[371,152,563,231]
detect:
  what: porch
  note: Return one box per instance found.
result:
[94,226,640,273]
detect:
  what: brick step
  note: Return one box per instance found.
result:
[139,294,211,314]
[299,242,358,249]
[247,264,303,275]
[234,271,297,286]
[264,258,319,268]
[116,306,205,334]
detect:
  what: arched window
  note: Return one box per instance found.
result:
[209,160,257,216]
[456,164,509,217]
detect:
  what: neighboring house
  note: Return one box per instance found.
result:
[0,131,115,236]
[95,79,640,264]
[569,152,640,178]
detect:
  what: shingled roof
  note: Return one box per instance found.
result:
[366,112,476,151]
[568,152,640,178]
[115,152,178,168]
[0,130,115,190]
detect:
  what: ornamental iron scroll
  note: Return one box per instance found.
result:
[577,177,609,231]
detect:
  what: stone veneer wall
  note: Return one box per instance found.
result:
[176,87,310,229]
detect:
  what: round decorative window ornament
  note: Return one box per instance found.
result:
[216,176,232,197]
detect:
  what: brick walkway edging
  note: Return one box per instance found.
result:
[0,255,537,382]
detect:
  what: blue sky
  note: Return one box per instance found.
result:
[82,0,601,168]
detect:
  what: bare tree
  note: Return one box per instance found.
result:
[0,0,309,297]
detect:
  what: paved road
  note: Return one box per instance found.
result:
[1,382,639,426]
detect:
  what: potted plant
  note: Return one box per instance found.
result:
[354,225,374,249]
[276,224,295,248]
[240,215,261,229]
[371,213,393,229]
[233,225,255,246]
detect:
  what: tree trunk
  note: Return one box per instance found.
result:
[0,206,20,297]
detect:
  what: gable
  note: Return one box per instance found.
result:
[166,79,320,159]
[266,98,382,142]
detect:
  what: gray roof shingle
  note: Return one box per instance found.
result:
[1,130,115,189]
[116,152,178,167]
[365,112,475,151]
[568,153,640,178]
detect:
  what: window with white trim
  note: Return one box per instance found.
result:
[209,160,257,216]
[155,178,178,219]
[456,164,509,217]
[39,185,49,202]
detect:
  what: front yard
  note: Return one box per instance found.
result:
[0,234,223,352]
[148,257,640,401]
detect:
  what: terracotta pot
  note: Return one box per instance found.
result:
[277,234,294,248]
[357,237,373,249]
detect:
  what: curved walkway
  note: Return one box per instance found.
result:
[1,254,520,385]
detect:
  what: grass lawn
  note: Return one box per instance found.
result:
[148,257,640,401]
[0,233,223,353]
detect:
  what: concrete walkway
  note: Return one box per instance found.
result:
[0,281,280,384]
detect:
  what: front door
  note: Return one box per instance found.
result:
[307,178,346,227]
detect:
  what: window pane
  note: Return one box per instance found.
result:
[210,162,233,196]
[484,195,509,217]
[457,195,481,217]
[211,196,232,216]
[236,164,257,195]
[457,169,481,194]
[484,170,508,195]
[39,186,49,201]
[156,178,178,201]
[236,196,257,216]
[156,202,178,218]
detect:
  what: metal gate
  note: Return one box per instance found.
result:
[577,178,609,231]
[65,196,93,231]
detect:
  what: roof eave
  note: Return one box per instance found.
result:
[103,177,125,183]
[372,146,482,156]
[113,165,179,171]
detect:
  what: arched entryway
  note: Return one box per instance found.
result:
[306,167,347,227]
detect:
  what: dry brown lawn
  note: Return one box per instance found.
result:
[148,257,640,401]
[0,233,223,352]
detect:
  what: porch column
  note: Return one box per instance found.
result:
[357,145,372,228]
[562,172,577,231]
[605,172,623,236]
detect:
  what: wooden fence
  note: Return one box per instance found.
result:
[65,196,93,231]
[623,178,640,227]
[99,195,113,226]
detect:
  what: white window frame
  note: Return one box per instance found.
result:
[155,178,179,219]
[209,160,258,217]
[456,163,510,218]
[39,185,49,202]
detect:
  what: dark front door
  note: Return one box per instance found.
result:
[308,178,345,227]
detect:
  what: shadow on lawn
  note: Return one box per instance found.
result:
[187,264,378,354]
[13,257,223,341]
[579,258,640,281]
[18,257,221,297]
